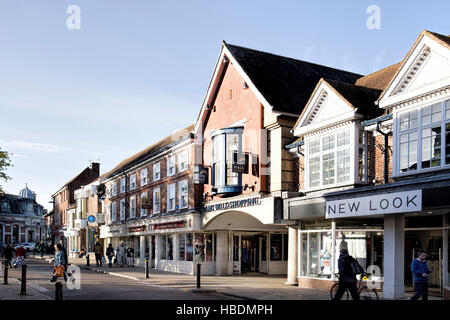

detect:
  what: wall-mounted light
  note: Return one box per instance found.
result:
[243,82,249,89]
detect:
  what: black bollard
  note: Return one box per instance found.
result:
[196,263,201,289]
[86,254,90,266]
[145,258,149,279]
[3,261,8,285]
[55,282,63,300]
[20,265,27,295]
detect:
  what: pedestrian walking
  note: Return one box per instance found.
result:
[106,243,115,267]
[1,243,15,267]
[59,239,68,268]
[50,244,67,282]
[14,245,27,269]
[39,241,46,258]
[94,241,104,267]
[117,241,127,267]
[409,251,433,300]
[127,244,135,267]
[332,248,363,300]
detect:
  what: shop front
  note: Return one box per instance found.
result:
[323,178,450,299]
[202,195,289,275]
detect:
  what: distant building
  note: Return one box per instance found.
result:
[0,185,46,246]
[50,162,100,246]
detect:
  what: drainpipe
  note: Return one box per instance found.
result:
[376,121,390,184]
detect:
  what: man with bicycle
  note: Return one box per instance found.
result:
[332,248,362,300]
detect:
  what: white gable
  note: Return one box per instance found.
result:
[379,33,450,109]
[293,81,355,137]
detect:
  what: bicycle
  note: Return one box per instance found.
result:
[330,273,379,300]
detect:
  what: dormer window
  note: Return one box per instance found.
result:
[396,99,450,175]
[211,127,243,194]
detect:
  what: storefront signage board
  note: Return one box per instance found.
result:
[326,190,422,219]
[150,220,186,231]
[202,196,262,213]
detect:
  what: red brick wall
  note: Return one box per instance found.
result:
[106,144,197,221]
[200,62,265,199]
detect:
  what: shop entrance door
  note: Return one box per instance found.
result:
[240,236,259,273]
[405,229,443,295]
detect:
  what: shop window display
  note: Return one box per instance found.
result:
[301,232,333,278]
[186,233,193,261]
[179,234,186,260]
[194,234,205,261]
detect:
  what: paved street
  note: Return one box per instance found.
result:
[3,257,234,300]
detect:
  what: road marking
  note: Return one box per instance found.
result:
[108,273,140,281]
[29,283,51,292]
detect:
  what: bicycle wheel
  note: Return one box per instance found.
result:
[359,286,379,300]
[330,283,349,300]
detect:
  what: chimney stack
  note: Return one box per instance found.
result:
[90,162,100,177]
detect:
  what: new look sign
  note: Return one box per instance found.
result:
[326,190,422,219]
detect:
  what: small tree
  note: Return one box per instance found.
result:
[0,147,13,193]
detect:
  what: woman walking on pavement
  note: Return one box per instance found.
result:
[50,244,67,282]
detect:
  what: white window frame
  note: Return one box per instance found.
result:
[394,97,450,176]
[130,196,136,219]
[120,178,126,194]
[111,183,117,197]
[106,204,111,224]
[111,202,117,222]
[178,149,189,172]
[120,199,126,221]
[153,188,160,214]
[141,168,148,186]
[153,163,161,181]
[179,179,188,209]
[130,174,137,191]
[167,156,176,176]
[141,192,148,216]
[304,123,357,192]
[167,183,176,212]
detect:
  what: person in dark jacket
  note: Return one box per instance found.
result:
[94,241,103,267]
[39,241,46,258]
[409,251,432,300]
[106,243,115,267]
[1,244,15,267]
[333,248,360,300]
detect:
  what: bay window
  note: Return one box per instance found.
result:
[396,99,450,174]
[306,127,353,189]
[211,128,243,194]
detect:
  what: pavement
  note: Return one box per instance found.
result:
[66,256,332,300]
[1,256,444,300]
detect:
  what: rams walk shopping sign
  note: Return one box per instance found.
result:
[326,190,422,219]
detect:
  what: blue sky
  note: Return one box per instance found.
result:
[0,0,449,210]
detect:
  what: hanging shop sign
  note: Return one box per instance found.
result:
[128,225,146,233]
[326,190,422,219]
[202,196,262,213]
[141,197,152,209]
[149,220,186,231]
[193,165,209,184]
